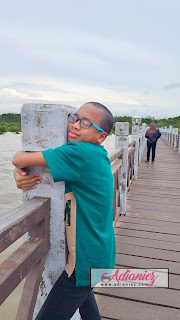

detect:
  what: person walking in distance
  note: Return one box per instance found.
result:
[145,122,161,163]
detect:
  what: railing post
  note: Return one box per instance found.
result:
[168,127,171,144]
[21,104,80,320]
[169,126,173,146]
[138,127,143,164]
[174,128,178,150]
[142,126,147,155]
[115,122,129,216]
[132,125,140,179]
[164,126,167,142]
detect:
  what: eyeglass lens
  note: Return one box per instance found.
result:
[68,114,91,128]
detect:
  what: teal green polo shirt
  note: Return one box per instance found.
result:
[42,141,116,286]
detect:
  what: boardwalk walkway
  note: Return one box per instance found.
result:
[94,138,180,320]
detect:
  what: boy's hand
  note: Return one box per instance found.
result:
[13,167,42,190]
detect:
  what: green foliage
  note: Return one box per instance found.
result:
[0,113,180,135]
[0,113,21,134]
[109,115,180,135]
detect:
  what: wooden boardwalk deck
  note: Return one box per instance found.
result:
[94,139,180,320]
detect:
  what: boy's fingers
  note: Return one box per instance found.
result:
[22,186,36,190]
[21,179,41,187]
[18,174,41,181]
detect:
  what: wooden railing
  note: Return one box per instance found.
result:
[109,140,136,227]
[0,196,50,320]
[109,147,123,225]
[160,127,180,153]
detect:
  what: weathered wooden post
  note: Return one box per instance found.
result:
[169,125,173,146]
[174,128,178,150]
[168,126,171,144]
[132,125,140,179]
[21,104,80,320]
[142,124,147,155]
[138,127,143,164]
[160,127,164,140]
[164,126,167,142]
[115,122,129,216]
[178,133,180,154]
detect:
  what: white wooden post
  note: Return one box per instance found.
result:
[21,104,80,320]
[115,122,129,216]
[178,134,180,154]
[170,126,173,146]
[168,127,171,144]
[142,126,147,153]
[138,127,143,164]
[174,128,178,150]
[160,128,164,140]
[164,126,167,142]
[132,125,140,179]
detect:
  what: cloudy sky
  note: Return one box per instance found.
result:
[0,0,180,119]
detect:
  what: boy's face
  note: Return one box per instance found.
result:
[67,103,108,145]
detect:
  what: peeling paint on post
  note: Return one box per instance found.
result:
[115,122,129,216]
[132,125,140,179]
[21,104,80,320]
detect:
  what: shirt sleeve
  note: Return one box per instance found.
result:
[42,142,83,182]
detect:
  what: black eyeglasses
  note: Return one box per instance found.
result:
[68,113,105,132]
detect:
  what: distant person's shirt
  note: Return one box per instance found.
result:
[145,129,161,143]
[42,142,116,286]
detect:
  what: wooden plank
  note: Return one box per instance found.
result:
[0,237,48,305]
[126,202,180,212]
[115,234,180,251]
[111,159,122,175]
[16,255,47,320]
[109,148,123,163]
[115,227,180,243]
[128,187,180,196]
[118,216,180,228]
[116,253,180,274]
[116,221,180,236]
[116,243,180,262]
[94,294,180,320]
[128,141,136,148]
[126,207,180,217]
[125,211,180,223]
[131,181,180,188]
[0,197,50,253]
[94,286,180,308]
[127,195,180,205]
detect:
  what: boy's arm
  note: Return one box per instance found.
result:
[12,151,48,168]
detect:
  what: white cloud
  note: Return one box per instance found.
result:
[0,88,29,99]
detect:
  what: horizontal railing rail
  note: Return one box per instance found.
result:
[0,196,50,320]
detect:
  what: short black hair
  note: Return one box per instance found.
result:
[84,102,114,134]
